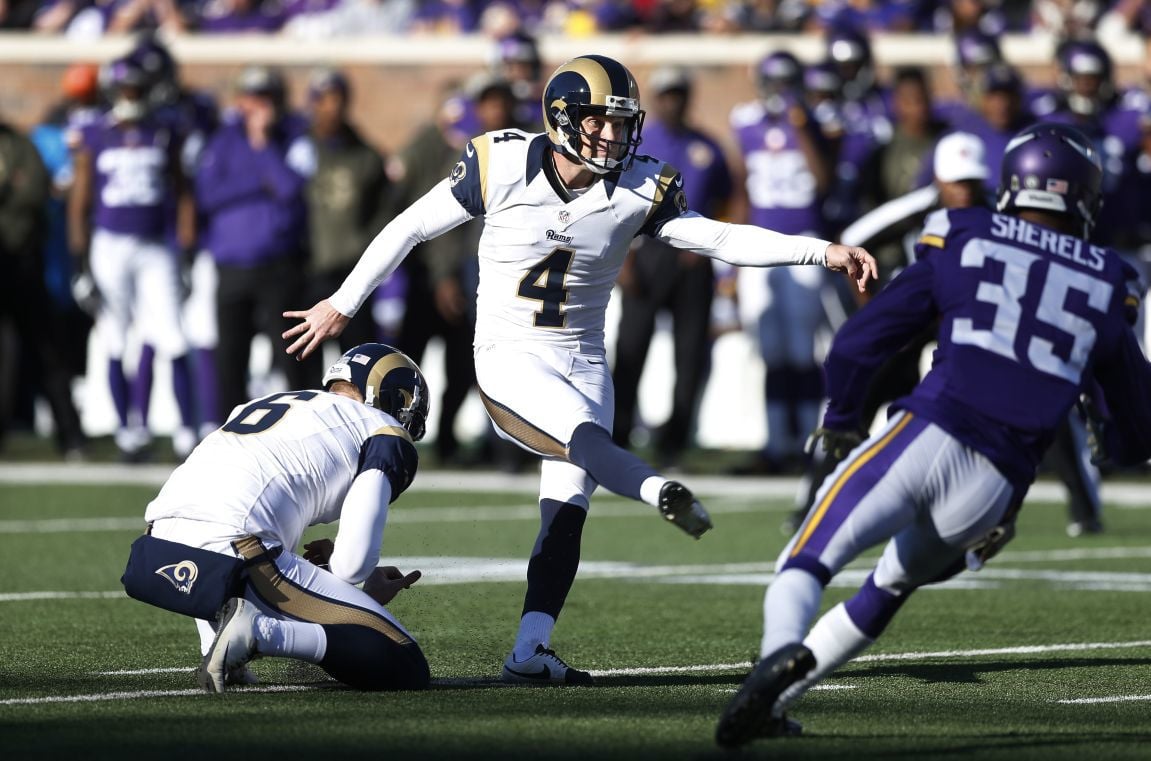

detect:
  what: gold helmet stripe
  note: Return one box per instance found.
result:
[563,56,613,107]
[366,353,418,409]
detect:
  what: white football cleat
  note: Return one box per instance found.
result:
[658,481,713,539]
[501,645,594,686]
[199,598,260,694]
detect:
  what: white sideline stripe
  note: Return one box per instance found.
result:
[0,501,775,535]
[0,685,316,705]
[2,463,1149,507]
[0,591,125,602]
[13,556,1151,601]
[1057,694,1151,705]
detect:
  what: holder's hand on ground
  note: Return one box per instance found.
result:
[363,565,421,606]
[824,244,879,293]
[282,299,349,360]
[303,538,334,568]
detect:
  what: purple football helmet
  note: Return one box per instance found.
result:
[803,61,841,95]
[996,123,1103,236]
[127,33,182,107]
[955,30,1002,69]
[757,51,803,96]
[493,31,541,83]
[101,57,150,122]
[1056,38,1114,115]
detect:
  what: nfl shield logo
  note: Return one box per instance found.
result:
[557,210,571,224]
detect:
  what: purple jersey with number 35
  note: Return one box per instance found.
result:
[824,205,1150,487]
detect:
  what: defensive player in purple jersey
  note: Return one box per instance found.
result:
[716,123,1151,747]
[68,56,199,462]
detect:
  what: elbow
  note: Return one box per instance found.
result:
[327,552,376,585]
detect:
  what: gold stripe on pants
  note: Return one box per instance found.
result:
[232,536,411,645]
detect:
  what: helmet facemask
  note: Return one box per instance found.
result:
[551,99,645,175]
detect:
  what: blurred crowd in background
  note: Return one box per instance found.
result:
[1,0,1151,38]
[0,6,1149,489]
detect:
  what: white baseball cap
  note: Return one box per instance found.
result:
[933,132,989,183]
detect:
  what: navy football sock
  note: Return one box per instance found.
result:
[318,624,430,691]
[567,422,659,501]
[522,499,587,619]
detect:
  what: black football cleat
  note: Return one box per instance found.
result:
[658,481,713,539]
[715,644,815,748]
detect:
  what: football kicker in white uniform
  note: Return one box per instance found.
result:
[284,54,878,685]
[124,343,431,692]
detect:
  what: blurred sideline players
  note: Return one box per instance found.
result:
[68,55,199,461]
[611,65,734,468]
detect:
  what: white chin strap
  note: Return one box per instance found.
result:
[581,156,617,175]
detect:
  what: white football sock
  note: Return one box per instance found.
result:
[196,617,217,656]
[512,611,556,661]
[255,616,327,663]
[640,476,669,507]
[776,602,874,713]
[760,568,824,658]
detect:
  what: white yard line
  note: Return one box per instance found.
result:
[0,501,775,535]
[855,640,1151,663]
[0,684,316,705]
[0,591,125,602]
[1056,694,1151,705]
[11,553,1151,602]
[31,639,1145,708]
[96,667,194,675]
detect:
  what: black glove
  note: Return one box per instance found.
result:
[965,522,1016,571]
[805,427,865,460]
[179,246,197,302]
[70,272,101,316]
[1076,393,1110,466]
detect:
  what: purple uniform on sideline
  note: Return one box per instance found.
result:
[639,119,733,217]
[1047,105,1145,246]
[195,0,286,32]
[731,100,825,235]
[823,206,1151,489]
[194,118,309,267]
[81,115,182,239]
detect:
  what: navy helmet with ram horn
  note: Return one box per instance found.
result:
[322,343,430,441]
[542,54,645,174]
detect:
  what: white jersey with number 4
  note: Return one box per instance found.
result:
[455,130,689,354]
[329,130,834,357]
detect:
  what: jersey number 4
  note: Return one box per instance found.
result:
[952,240,1113,384]
[517,248,574,328]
